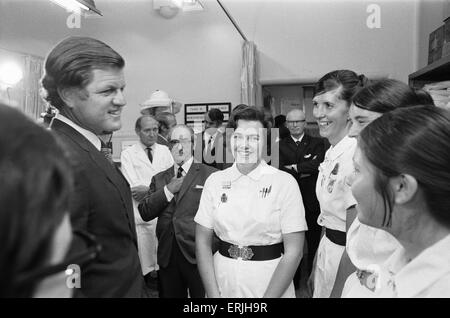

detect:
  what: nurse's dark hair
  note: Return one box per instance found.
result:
[315,70,368,104]
[358,106,450,228]
[228,106,267,129]
[41,36,124,111]
[0,104,73,297]
[352,79,434,113]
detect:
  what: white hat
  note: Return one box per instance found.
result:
[140,90,179,111]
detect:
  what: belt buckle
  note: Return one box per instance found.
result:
[228,245,254,260]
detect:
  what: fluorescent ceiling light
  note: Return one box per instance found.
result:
[50,0,102,16]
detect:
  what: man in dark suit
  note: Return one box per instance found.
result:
[194,108,225,169]
[278,109,326,289]
[155,112,177,147]
[139,125,217,298]
[42,36,145,297]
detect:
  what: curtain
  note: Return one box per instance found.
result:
[0,48,45,121]
[22,54,46,120]
[240,41,262,107]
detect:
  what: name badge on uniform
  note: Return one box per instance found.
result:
[222,181,231,189]
[221,193,228,203]
[327,163,340,193]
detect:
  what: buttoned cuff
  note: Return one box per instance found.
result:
[164,185,175,202]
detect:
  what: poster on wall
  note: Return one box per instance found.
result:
[184,102,231,133]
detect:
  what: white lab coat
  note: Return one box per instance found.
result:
[120,142,174,275]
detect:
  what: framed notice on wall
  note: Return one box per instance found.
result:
[184,102,231,133]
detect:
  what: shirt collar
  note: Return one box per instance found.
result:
[140,141,155,151]
[391,234,450,297]
[229,160,271,182]
[290,133,304,143]
[56,114,102,151]
[327,135,356,161]
[174,156,194,175]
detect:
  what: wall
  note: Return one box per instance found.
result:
[225,0,418,83]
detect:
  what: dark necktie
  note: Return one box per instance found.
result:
[177,166,184,178]
[147,147,153,163]
[295,141,301,147]
[101,141,115,166]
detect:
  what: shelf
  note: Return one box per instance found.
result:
[409,54,450,86]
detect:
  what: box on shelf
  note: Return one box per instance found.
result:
[443,18,450,57]
[428,25,445,64]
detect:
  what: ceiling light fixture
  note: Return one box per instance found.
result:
[50,0,102,16]
[153,0,203,19]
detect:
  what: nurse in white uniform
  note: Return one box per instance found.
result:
[334,79,434,297]
[311,70,366,298]
[349,106,450,297]
[195,106,307,298]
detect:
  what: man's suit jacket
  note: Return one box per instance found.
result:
[138,162,217,268]
[194,132,225,169]
[278,134,326,213]
[157,134,170,147]
[51,119,145,298]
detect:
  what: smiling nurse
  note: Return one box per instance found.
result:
[310,70,367,298]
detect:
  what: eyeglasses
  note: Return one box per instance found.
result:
[168,139,192,149]
[286,120,306,125]
[15,230,102,286]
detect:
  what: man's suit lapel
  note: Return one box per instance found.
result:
[176,162,200,204]
[52,119,137,237]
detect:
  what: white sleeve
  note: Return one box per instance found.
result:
[280,173,308,234]
[194,175,215,229]
[120,148,139,187]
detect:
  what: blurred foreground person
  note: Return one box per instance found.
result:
[0,104,74,298]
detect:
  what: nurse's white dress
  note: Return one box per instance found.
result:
[313,135,356,298]
[195,161,308,298]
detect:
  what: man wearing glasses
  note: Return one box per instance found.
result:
[278,108,327,293]
[138,125,217,298]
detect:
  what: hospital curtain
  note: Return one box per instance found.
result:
[241,41,262,107]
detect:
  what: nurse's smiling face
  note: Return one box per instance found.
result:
[231,119,264,165]
[313,87,351,146]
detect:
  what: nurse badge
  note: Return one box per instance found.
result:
[221,193,228,203]
[327,163,340,193]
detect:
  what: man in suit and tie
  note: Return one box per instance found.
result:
[155,112,177,147]
[42,36,146,297]
[278,109,326,290]
[194,108,225,169]
[120,115,173,289]
[139,125,217,298]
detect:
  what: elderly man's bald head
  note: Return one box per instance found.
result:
[286,109,306,138]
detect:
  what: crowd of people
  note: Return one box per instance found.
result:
[1,35,449,298]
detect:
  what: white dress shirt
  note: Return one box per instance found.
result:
[56,114,101,150]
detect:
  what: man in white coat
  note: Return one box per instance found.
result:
[121,115,173,287]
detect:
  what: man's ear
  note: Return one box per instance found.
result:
[389,174,418,205]
[57,87,78,109]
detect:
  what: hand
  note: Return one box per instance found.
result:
[131,185,149,202]
[167,176,184,194]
